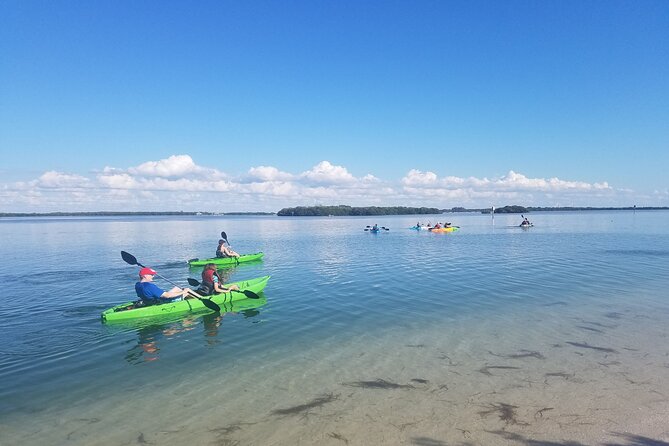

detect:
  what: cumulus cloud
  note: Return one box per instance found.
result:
[299,161,356,185]
[399,169,616,207]
[35,171,92,189]
[0,154,630,212]
[402,169,612,193]
[402,169,439,186]
[127,154,205,177]
[247,166,293,182]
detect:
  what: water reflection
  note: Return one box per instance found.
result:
[124,296,267,363]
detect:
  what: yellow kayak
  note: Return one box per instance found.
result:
[429,226,459,233]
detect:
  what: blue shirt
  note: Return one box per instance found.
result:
[135,282,165,301]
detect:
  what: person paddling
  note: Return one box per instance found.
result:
[198,264,240,295]
[135,267,201,305]
[216,238,240,258]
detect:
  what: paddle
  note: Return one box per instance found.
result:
[187,278,260,299]
[121,251,221,312]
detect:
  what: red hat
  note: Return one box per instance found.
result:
[139,267,157,276]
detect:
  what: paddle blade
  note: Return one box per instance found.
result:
[187,278,201,287]
[121,251,139,266]
[201,298,221,312]
[221,231,229,243]
[364,228,369,231]
[239,290,260,299]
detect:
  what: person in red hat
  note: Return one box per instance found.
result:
[135,267,198,305]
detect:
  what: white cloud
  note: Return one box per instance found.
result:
[0,154,636,212]
[127,154,206,178]
[98,173,140,189]
[35,171,92,189]
[247,166,293,182]
[399,169,617,207]
[299,161,356,185]
[402,169,439,186]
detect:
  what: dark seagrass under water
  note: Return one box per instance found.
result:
[1,211,668,445]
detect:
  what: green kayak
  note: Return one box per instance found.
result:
[101,275,271,322]
[187,252,264,267]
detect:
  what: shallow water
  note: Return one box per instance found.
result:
[1,211,669,445]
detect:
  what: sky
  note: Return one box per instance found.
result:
[1,0,667,212]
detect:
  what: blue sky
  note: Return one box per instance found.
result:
[1,1,667,212]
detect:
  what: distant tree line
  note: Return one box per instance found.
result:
[491,205,528,214]
[0,211,214,218]
[223,212,275,215]
[4,206,666,219]
[525,206,668,212]
[477,205,669,214]
[277,205,441,216]
[0,211,280,218]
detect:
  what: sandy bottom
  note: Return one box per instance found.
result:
[4,296,669,446]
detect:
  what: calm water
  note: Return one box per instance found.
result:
[2,211,669,445]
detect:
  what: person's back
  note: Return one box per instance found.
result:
[216,239,228,258]
[199,263,239,295]
[135,281,164,301]
[199,264,218,295]
[135,267,180,305]
[135,267,191,305]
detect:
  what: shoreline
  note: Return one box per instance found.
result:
[2,207,668,218]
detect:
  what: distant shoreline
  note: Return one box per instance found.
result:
[1,206,667,218]
[0,211,275,218]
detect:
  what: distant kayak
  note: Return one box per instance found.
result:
[101,275,270,322]
[429,226,459,233]
[365,226,389,232]
[188,252,264,267]
[409,225,432,230]
[519,223,534,228]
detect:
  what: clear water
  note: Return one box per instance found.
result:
[2,211,669,445]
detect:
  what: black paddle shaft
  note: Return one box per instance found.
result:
[121,251,181,288]
[120,251,221,312]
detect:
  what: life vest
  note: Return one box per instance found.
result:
[199,269,216,295]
